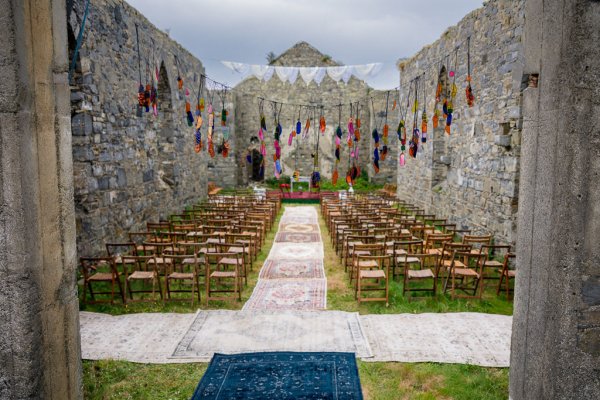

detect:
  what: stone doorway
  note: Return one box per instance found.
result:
[251,149,264,182]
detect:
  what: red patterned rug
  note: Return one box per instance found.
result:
[275,232,321,243]
[242,279,327,311]
[279,223,320,233]
[259,259,325,279]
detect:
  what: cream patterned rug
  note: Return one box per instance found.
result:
[171,310,372,361]
[79,310,511,367]
[360,312,512,367]
[80,311,196,363]
[242,279,327,311]
[259,259,325,279]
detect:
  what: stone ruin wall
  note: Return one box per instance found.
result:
[205,91,237,188]
[233,43,373,187]
[396,0,525,245]
[69,0,209,256]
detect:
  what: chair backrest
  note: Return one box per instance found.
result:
[105,242,136,258]
[501,252,517,272]
[424,233,454,250]
[119,254,155,273]
[480,244,512,260]
[79,257,118,280]
[463,234,493,248]
[393,240,424,255]
[452,251,484,270]
[352,243,385,257]
[142,240,175,256]
[356,254,391,270]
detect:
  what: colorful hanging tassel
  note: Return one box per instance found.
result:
[221,109,227,126]
[319,116,326,133]
[288,131,294,146]
[466,76,475,107]
[433,110,439,129]
[246,151,252,164]
[381,145,388,161]
[185,102,194,126]
[399,152,406,167]
[421,111,428,143]
[260,142,266,156]
[296,120,301,136]
[258,128,264,141]
[332,169,338,186]
[137,84,145,107]
[348,118,355,136]
[177,76,183,90]
[260,114,266,130]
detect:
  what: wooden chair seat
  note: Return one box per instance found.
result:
[210,270,236,278]
[357,260,378,268]
[407,269,435,279]
[148,257,172,264]
[485,260,503,267]
[499,269,516,277]
[87,272,115,281]
[397,256,420,264]
[360,269,386,279]
[128,271,156,280]
[453,268,480,278]
[168,272,194,280]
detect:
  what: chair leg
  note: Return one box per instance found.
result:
[497,273,503,295]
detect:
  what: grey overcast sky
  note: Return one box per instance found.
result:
[125,0,483,90]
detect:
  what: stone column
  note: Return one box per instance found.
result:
[0,0,81,399]
[510,0,600,399]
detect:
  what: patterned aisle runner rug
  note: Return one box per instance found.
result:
[360,312,512,367]
[172,310,372,361]
[243,206,326,311]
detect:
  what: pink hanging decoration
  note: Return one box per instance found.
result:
[185,88,190,96]
[260,142,266,156]
[335,136,341,146]
[207,104,213,114]
[288,131,294,146]
[399,152,406,167]
[348,118,355,136]
[258,128,264,141]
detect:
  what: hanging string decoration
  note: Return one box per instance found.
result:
[272,103,283,178]
[408,77,420,158]
[446,49,458,135]
[421,79,428,144]
[219,84,230,158]
[194,75,205,153]
[398,81,410,167]
[465,36,475,107]
[207,87,215,157]
[134,24,145,117]
[381,92,390,161]
[371,98,380,173]
[175,54,183,90]
[333,105,343,186]
[311,106,322,188]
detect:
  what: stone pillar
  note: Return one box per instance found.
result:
[510,0,600,399]
[0,0,81,399]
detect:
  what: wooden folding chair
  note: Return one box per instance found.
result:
[497,253,516,300]
[445,251,485,299]
[79,257,124,304]
[355,254,392,306]
[121,254,162,303]
[402,253,439,300]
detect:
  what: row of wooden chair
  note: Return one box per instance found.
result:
[320,193,516,304]
[79,194,281,305]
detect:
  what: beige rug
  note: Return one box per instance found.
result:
[80,310,511,367]
[171,310,372,361]
[80,311,196,363]
[360,312,512,367]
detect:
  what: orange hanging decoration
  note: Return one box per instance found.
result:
[432,110,439,129]
[356,118,361,128]
[332,169,339,186]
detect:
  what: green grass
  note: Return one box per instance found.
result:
[81,204,511,399]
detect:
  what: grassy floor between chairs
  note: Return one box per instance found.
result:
[81,204,511,399]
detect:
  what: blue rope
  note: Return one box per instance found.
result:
[69,0,90,82]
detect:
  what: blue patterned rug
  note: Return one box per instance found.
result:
[191,352,363,400]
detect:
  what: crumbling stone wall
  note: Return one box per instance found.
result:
[396,0,524,244]
[69,0,208,256]
[233,42,373,186]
